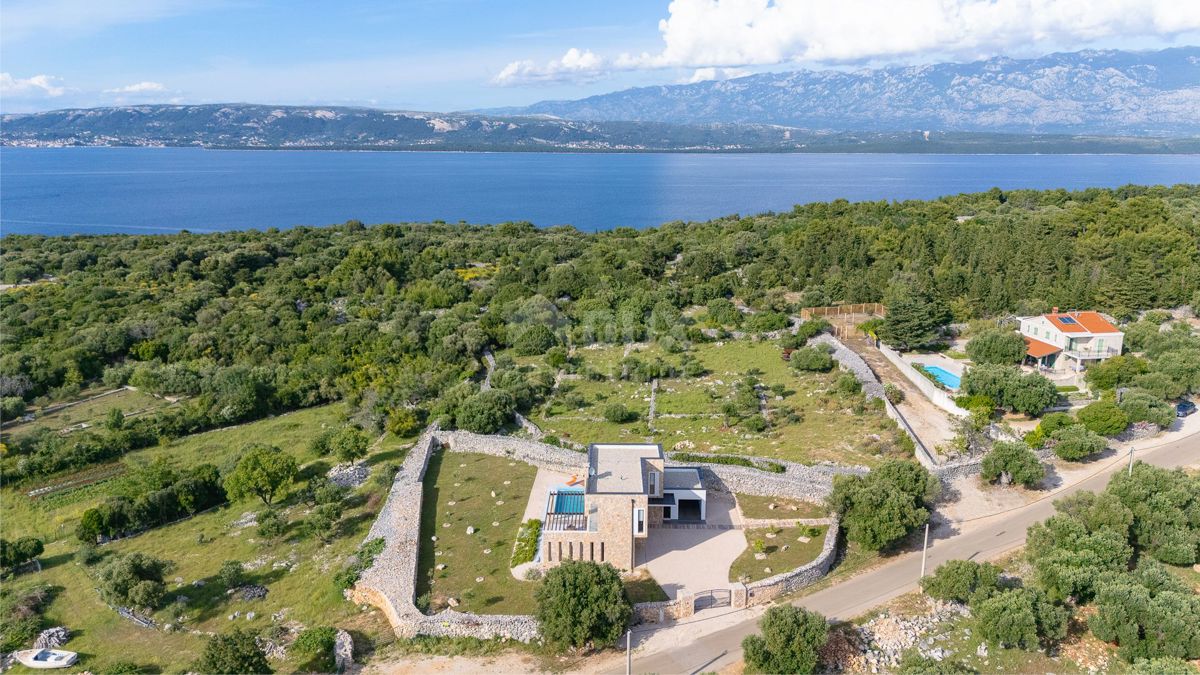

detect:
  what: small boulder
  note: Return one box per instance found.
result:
[466,526,476,535]
[475,577,484,583]
[245,611,256,620]
[447,597,460,607]
[436,564,446,571]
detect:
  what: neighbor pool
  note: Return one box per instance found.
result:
[921,364,962,390]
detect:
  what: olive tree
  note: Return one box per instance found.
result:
[223,444,298,505]
[534,561,631,650]
[742,605,829,674]
[981,441,1045,488]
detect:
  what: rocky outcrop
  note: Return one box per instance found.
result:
[33,627,70,649]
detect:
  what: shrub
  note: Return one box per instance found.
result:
[1118,390,1175,429]
[95,552,171,611]
[292,626,337,672]
[834,373,863,396]
[1091,561,1200,663]
[1024,412,1076,448]
[966,330,1027,365]
[961,364,1056,417]
[897,652,972,674]
[194,628,272,674]
[75,543,102,566]
[1085,355,1148,391]
[671,452,782,473]
[0,396,27,422]
[511,519,542,566]
[0,537,44,572]
[330,426,370,462]
[829,460,939,551]
[333,538,386,590]
[256,509,286,540]
[741,415,768,433]
[789,346,835,372]
[883,383,905,404]
[1051,425,1107,461]
[455,389,516,434]
[513,324,558,356]
[1077,400,1130,437]
[602,403,638,424]
[981,441,1044,488]
[742,605,828,674]
[794,319,832,341]
[921,560,1001,604]
[216,560,246,589]
[535,561,631,650]
[975,588,1069,651]
[224,444,298,505]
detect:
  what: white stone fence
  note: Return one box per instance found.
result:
[877,345,967,418]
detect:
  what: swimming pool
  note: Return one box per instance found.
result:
[920,364,962,390]
[553,490,585,514]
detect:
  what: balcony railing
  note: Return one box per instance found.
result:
[1065,347,1118,360]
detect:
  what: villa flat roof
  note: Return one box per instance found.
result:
[587,443,662,494]
[663,467,703,490]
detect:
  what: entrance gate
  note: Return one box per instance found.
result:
[693,589,732,611]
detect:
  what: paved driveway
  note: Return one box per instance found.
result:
[637,493,746,599]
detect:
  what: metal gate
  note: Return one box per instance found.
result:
[693,589,731,611]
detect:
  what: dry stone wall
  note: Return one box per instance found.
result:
[351,425,847,642]
[743,521,841,605]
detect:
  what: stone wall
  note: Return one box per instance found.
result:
[811,334,885,401]
[743,520,841,605]
[437,431,586,474]
[633,594,694,625]
[351,425,847,643]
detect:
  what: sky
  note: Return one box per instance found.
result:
[2,0,1199,114]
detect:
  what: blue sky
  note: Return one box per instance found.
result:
[3,0,1199,113]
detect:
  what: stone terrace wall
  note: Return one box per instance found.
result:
[668,452,866,502]
[436,431,586,474]
[351,426,547,642]
[743,520,840,605]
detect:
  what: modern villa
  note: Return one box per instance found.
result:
[540,443,706,571]
[1018,309,1124,373]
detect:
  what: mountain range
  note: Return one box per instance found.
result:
[491,47,1200,136]
[2,48,1198,152]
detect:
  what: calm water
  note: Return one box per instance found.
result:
[2,148,1198,235]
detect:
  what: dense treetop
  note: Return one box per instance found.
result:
[1,185,1197,479]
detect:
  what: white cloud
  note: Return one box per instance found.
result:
[0,73,67,97]
[104,81,168,94]
[495,0,1200,84]
[492,48,607,85]
[684,67,750,83]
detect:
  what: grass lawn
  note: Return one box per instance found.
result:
[623,570,669,604]
[415,451,539,615]
[2,387,171,439]
[735,494,828,520]
[3,405,363,544]
[729,525,828,583]
[1,404,413,673]
[533,339,906,468]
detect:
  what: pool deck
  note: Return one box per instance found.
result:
[521,467,580,524]
[905,353,966,388]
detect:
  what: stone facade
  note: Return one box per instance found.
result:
[542,492,642,571]
[633,594,694,624]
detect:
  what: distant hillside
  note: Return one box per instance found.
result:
[3,103,1198,154]
[493,47,1200,135]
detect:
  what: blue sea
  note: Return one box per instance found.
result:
[1,148,1198,236]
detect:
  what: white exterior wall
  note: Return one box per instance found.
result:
[664,488,707,521]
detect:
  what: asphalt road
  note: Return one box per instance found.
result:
[629,432,1200,675]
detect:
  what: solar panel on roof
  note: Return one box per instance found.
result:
[1058,316,1077,324]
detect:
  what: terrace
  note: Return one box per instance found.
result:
[544,489,592,531]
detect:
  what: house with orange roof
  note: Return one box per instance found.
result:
[1017,308,1124,374]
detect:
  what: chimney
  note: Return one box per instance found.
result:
[1052,307,1059,314]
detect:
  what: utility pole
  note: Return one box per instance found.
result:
[626,629,632,675]
[920,522,930,579]
[1128,445,1135,476]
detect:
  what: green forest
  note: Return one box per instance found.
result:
[2,184,1198,483]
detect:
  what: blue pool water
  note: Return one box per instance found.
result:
[922,365,962,390]
[553,490,585,514]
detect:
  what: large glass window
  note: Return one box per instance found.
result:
[634,508,645,535]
